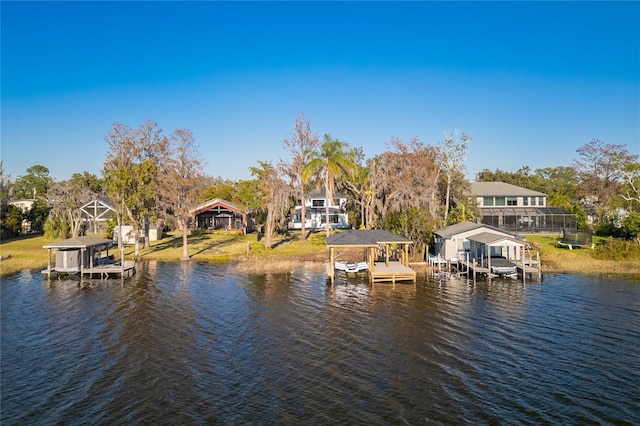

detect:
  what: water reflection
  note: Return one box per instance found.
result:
[1,264,639,424]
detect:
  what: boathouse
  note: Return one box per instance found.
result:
[42,236,135,279]
[325,229,417,284]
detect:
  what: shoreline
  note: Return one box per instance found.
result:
[1,233,639,278]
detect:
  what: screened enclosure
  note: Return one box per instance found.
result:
[479,207,576,233]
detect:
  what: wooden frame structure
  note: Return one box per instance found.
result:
[325,230,417,285]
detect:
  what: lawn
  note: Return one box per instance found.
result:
[0,231,329,277]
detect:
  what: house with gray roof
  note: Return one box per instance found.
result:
[433,221,518,261]
[469,182,576,233]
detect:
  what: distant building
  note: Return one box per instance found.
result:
[8,199,36,233]
[469,182,576,233]
[433,221,521,261]
[288,189,350,230]
[190,198,254,232]
[9,199,35,212]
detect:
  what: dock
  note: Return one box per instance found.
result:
[371,261,417,284]
[325,229,417,285]
[453,252,542,283]
[42,260,136,279]
[42,236,136,281]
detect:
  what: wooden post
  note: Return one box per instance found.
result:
[329,247,335,285]
[522,246,526,285]
[47,248,52,279]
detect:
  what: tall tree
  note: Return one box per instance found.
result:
[302,135,356,237]
[251,161,292,248]
[438,131,471,224]
[13,164,51,200]
[134,120,169,248]
[103,123,136,252]
[573,139,638,209]
[281,112,320,240]
[341,147,373,229]
[374,137,441,221]
[621,162,640,211]
[46,173,100,238]
[159,129,206,261]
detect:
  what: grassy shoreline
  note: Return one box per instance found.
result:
[1,232,639,278]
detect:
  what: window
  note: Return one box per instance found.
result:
[483,197,494,206]
[539,197,544,206]
[507,197,517,206]
[531,197,537,206]
[523,197,529,206]
[312,199,324,207]
[495,197,506,206]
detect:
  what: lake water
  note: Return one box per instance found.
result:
[1,262,639,425]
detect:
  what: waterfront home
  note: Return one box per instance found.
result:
[288,189,350,231]
[433,221,520,262]
[190,198,254,232]
[469,181,576,233]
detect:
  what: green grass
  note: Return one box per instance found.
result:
[524,234,640,275]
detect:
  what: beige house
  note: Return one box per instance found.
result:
[470,182,576,233]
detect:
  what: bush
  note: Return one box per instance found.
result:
[309,233,326,246]
[591,238,640,261]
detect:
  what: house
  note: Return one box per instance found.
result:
[433,221,519,261]
[190,198,253,232]
[469,182,576,233]
[9,199,36,233]
[288,189,350,230]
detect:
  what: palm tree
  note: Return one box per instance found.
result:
[302,135,356,236]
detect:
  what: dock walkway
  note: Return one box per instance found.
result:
[42,260,136,279]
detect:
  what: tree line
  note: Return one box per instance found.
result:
[2,114,639,258]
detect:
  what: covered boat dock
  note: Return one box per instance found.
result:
[325,229,417,285]
[42,236,135,279]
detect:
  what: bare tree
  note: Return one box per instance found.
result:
[134,120,169,248]
[374,137,441,221]
[251,161,292,248]
[281,112,319,239]
[621,162,640,209]
[47,175,98,238]
[438,131,471,224]
[573,139,638,208]
[159,129,206,261]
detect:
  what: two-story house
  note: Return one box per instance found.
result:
[288,189,350,231]
[470,181,576,233]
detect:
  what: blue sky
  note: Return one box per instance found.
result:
[2,1,639,184]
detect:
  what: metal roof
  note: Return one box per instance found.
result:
[433,221,516,239]
[325,229,412,247]
[480,207,573,215]
[470,182,547,197]
[190,198,242,216]
[43,236,113,249]
[466,232,525,246]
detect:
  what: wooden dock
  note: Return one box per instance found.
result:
[453,257,542,282]
[370,261,417,284]
[42,260,136,279]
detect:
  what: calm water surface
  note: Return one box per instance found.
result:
[1,262,639,425]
